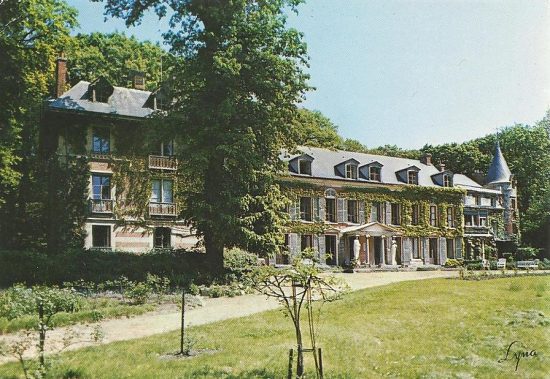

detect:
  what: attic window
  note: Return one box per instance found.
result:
[298,159,312,175]
[345,163,358,179]
[369,166,381,181]
[95,90,109,103]
[407,170,418,185]
[443,174,451,187]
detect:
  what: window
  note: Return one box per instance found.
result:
[298,160,312,175]
[411,204,420,225]
[446,207,455,228]
[407,171,418,185]
[372,202,384,223]
[475,195,481,206]
[151,179,173,203]
[347,200,358,223]
[412,238,421,259]
[446,239,455,259]
[92,175,111,199]
[443,175,451,187]
[429,238,438,259]
[391,203,400,225]
[92,128,110,153]
[369,166,381,181]
[154,227,171,248]
[301,234,313,251]
[299,197,312,221]
[465,214,475,226]
[160,140,174,156]
[325,198,336,223]
[325,235,337,265]
[277,234,290,264]
[92,225,110,248]
[345,163,358,179]
[479,216,487,227]
[429,205,438,226]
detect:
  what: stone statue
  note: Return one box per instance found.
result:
[353,237,361,266]
[391,239,397,265]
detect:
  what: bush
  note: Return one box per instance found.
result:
[124,282,152,305]
[0,249,208,287]
[538,258,550,269]
[444,259,463,268]
[515,247,541,261]
[224,248,259,281]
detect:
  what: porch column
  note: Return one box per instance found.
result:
[364,234,370,265]
[381,235,386,265]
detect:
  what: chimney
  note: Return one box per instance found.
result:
[438,163,446,172]
[132,71,145,90]
[55,52,68,98]
[420,153,432,166]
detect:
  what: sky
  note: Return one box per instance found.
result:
[66,0,550,149]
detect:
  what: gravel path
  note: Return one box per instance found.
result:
[0,270,456,364]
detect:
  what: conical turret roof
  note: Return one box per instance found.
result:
[486,141,512,184]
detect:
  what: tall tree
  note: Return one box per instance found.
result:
[293,108,343,149]
[98,0,310,271]
[66,32,177,90]
[0,0,77,249]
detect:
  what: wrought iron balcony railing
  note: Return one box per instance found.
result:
[90,199,114,214]
[148,155,177,170]
[149,202,177,216]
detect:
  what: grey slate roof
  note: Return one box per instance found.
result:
[486,141,512,184]
[48,81,154,118]
[454,174,501,195]
[284,146,449,187]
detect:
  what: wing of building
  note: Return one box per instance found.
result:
[275,145,518,267]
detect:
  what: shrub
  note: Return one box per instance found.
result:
[444,259,462,268]
[515,247,540,261]
[539,258,550,270]
[224,248,259,281]
[124,282,152,305]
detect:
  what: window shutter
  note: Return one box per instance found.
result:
[317,235,325,261]
[455,238,463,258]
[342,200,348,223]
[422,238,429,263]
[319,198,326,222]
[289,200,298,221]
[358,201,365,224]
[337,198,345,222]
[384,202,391,225]
[289,233,299,255]
[439,237,446,265]
[337,236,345,265]
[314,197,320,221]
[402,238,412,265]
[370,204,376,223]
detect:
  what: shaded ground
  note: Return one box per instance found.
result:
[0,270,456,364]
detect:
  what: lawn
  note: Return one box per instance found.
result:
[1,276,548,378]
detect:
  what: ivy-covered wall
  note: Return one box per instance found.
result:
[279,177,465,238]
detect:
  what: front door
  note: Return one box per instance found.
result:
[374,237,383,265]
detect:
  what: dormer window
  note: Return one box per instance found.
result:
[369,166,381,181]
[443,174,451,187]
[89,77,114,103]
[345,163,358,179]
[408,170,418,185]
[298,159,312,175]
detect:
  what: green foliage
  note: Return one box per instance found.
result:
[98,0,310,272]
[515,247,540,261]
[444,259,463,268]
[66,32,177,90]
[293,109,343,149]
[223,248,259,280]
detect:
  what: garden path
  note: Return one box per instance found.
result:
[0,270,457,364]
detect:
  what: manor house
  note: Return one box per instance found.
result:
[42,55,518,266]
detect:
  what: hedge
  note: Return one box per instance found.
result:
[0,249,210,287]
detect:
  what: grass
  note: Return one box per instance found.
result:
[1,276,548,378]
[0,297,155,335]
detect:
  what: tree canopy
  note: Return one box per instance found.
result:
[98,0,310,270]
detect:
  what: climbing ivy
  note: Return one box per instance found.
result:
[280,178,465,238]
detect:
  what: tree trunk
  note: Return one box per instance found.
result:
[204,232,224,274]
[294,317,304,378]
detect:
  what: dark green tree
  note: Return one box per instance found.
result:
[66,32,178,90]
[293,108,343,149]
[0,0,78,249]
[98,0,310,271]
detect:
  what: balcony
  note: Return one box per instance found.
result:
[90,199,114,214]
[149,155,177,170]
[149,202,177,217]
[464,225,491,236]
